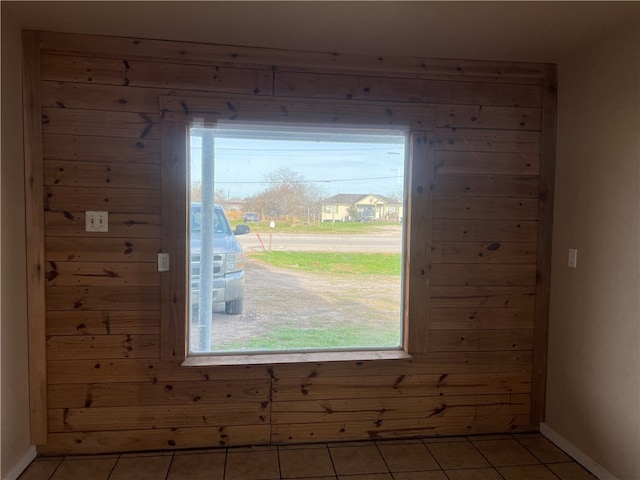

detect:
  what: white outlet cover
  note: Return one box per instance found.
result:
[568,248,577,268]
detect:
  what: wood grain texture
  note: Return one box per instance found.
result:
[24,30,554,453]
[23,30,48,444]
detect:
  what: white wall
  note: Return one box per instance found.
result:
[0,14,33,480]
[547,21,640,480]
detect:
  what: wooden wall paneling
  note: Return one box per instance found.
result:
[48,379,270,408]
[45,286,159,311]
[48,359,269,384]
[44,211,161,238]
[405,132,432,354]
[435,105,542,130]
[47,334,160,360]
[432,219,538,243]
[40,425,271,455]
[271,351,532,379]
[275,71,542,107]
[429,308,535,330]
[432,196,539,220]
[271,414,533,444]
[45,186,161,213]
[42,81,161,112]
[272,394,532,424]
[431,241,537,264]
[26,30,553,453]
[430,264,537,286]
[432,174,539,197]
[431,128,541,153]
[427,329,534,352]
[159,95,436,130]
[159,120,187,363]
[434,151,540,176]
[46,311,160,336]
[23,30,48,444]
[41,54,128,85]
[43,134,160,164]
[48,402,269,432]
[38,31,546,84]
[43,108,160,139]
[46,237,160,262]
[430,286,536,309]
[44,261,160,287]
[272,394,531,425]
[42,54,274,95]
[44,161,161,190]
[272,372,531,401]
[531,64,558,424]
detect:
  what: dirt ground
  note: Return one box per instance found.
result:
[191,257,402,351]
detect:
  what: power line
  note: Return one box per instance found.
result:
[192,175,403,185]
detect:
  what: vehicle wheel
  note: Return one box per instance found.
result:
[225,298,243,315]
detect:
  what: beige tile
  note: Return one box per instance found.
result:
[517,437,572,463]
[445,468,503,480]
[547,462,598,480]
[167,452,225,480]
[18,459,61,480]
[497,464,559,479]
[471,439,539,466]
[279,446,335,478]
[393,472,448,480]
[51,457,117,480]
[426,441,489,469]
[225,449,280,480]
[329,445,388,475]
[110,456,172,480]
[377,442,440,472]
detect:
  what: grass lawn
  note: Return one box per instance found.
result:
[223,324,401,351]
[249,251,402,275]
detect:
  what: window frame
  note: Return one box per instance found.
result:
[159,94,435,366]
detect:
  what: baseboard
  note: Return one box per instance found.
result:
[3,446,37,480]
[540,422,619,480]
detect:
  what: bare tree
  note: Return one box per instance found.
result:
[244,167,324,221]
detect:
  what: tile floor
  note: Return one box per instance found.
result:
[19,433,598,480]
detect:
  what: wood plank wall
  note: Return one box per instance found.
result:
[24,31,555,455]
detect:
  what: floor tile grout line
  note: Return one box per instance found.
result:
[325,443,338,480]
[372,439,394,478]
[163,451,175,480]
[106,453,120,480]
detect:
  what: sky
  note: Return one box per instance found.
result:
[189,125,407,201]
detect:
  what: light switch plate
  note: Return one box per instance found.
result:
[568,248,577,268]
[85,211,108,232]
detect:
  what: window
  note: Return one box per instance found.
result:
[159,95,433,364]
[187,122,407,355]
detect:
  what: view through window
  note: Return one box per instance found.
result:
[188,123,407,355]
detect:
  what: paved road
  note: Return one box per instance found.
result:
[237,230,403,253]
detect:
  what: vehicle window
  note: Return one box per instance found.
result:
[188,122,408,356]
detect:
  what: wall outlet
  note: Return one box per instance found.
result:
[85,211,108,232]
[568,248,577,268]
[158,253,170,272]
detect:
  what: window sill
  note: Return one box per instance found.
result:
[182,349,412,366]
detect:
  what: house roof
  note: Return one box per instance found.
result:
[321,193,395,204]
